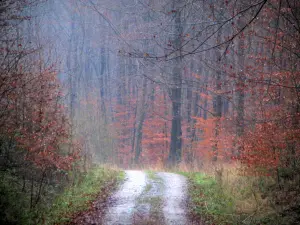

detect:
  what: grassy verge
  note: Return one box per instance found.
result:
[45,167,124,224]
[179,167,298,225]
[0,166,124,225]
[180,171,240,224]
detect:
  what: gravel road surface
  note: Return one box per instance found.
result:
[72,170,190,225]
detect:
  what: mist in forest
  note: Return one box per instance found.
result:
[1,0,300,224]
[40,0,299,169]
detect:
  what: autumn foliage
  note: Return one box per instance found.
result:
[107,0,300,179]
[1,61,81,170]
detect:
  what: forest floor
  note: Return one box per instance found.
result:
[70,170,195,225]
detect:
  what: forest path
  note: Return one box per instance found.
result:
[72,170,190,224]
[104,170,189,225]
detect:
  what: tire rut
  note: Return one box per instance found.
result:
[72,170,191,225]
[103,170,147,225]
[158,172,189,225]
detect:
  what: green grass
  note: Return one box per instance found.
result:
[179,172,239,225]
[144,182,153,193]
[0,167,124,225]
[145,170,163,183]
[44,167,124,224]
[145,170,161,181]
[178,164,300,225]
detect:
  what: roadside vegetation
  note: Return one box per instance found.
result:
[180,164,300,225]
[0,165,123,225]
[45,166,124,224]
[0,2,123,225]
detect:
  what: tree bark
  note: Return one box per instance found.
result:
[134,78,148,164]
[168,1,183,165]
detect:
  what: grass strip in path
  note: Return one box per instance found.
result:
[132,171,164,225]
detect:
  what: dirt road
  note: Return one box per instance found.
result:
[73,170,190,225]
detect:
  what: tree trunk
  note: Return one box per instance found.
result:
[212,31,223,162]
[235,23,246,157]
[168,2,183,165]
[134,78,148,164]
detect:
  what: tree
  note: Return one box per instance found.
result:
[168,0,184,165]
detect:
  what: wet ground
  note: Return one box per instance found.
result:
[72,170,191,225]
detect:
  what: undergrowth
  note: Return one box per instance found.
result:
[180,166,300,225]
[45,167,124,224]
[0,166,124,225]
[180,171,241,224]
